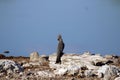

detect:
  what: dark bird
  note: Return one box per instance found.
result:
[56,34,65,64]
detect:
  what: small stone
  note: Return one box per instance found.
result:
[23,63,30,68]
[19,72,23,76]
[28,69,31,71]
[6,76,9,79]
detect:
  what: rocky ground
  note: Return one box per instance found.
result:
[0,52,120,80]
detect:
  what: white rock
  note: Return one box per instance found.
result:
[22,63,31,68]
[98,65,119,75]
[49,62,64,69]
[98,65,109,75]
[54,68,68,76]
[49,53,113,76]
[30,52,39,61]
[19,72,23,76]
[67,65,80,76]
[0,60,23,74]
[28,69,31,72]
[97,65,120,79]
[6,76,9,79]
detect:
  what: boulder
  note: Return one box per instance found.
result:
[0,60,23,75]
[30,52,39,62]
[97,65,120,79]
